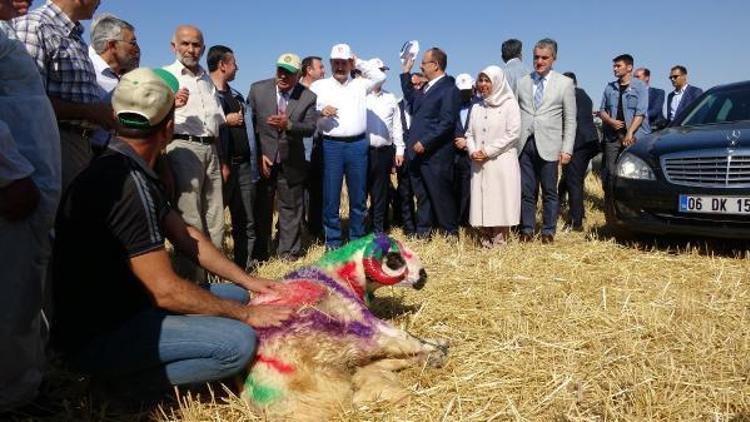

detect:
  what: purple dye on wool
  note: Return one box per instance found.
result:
[256,309,375,340]
[374,234,391,255]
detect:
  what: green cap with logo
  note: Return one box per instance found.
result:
[276,53,301,74]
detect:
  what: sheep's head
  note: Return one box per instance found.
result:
[316,233,427,302]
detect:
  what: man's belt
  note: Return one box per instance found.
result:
[58,122,95,139]
[322,133,365,142]
[174,134,216,145]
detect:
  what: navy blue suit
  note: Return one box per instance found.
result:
[647,87,666,129]
[400,73,461,236]
[667,85,703,123]
[454,100,475,227]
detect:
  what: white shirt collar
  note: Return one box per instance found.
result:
[168,59,206,78]
[674,84,688,95]
[87,46,114,77]
[424,74,446,92]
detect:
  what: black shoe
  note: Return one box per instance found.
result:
[518,233,534,243]
[541,234,554,244]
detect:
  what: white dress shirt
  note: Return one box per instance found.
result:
[423,73,446,93]
[310,58,386,137]
[87,46,119,147]
[670,84,688,120]
[163,60,225,137]
[366,89,404,155]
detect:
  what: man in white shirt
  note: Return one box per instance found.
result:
[309,43,385,250]
[163,25,226,283]
[87,14,140,153]
[365,58,403,233]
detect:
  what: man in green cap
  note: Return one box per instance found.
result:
[249,53,318,262]
[51,68,293,399]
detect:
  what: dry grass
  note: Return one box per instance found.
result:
[8,175,750,421]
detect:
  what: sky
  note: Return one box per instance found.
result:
[82,0,749,109]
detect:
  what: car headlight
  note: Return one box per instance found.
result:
[616,153,655,180]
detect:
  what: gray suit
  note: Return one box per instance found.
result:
[516,70,577,237]
[249,79,317,260]
[503,57,530,96]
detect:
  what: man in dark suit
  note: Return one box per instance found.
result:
[249,53,317,261]
[558,72,599,231]
[634,67,666,130]
[452,73,477,227]
[400,48,461,238]
[667,65,703,124]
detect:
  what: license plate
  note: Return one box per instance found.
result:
[679,195,750,215]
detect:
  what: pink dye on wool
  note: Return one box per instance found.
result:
[251,280,326,307]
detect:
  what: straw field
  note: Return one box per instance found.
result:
[8,175,750,421]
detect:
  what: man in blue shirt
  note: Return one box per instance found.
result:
[599,54,650,191]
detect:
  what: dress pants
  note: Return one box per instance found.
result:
[603,140,625,193]
[558,142,599,227]
[165,139,225,284]
[410,154,458,237]
[454,150,472,227]
[59,126,93,194]
[224,160,257,271]
[367,144,395,233]
[254,163,304,261]
[395,158,416,235]
[305,137,324,240]
[322,137,368,249]
[519,136,559,236]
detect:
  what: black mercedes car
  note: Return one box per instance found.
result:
[607,80,750,239]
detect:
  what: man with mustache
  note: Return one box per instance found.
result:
[163,25,227,284]
[88,13,140,154]
[12,0,116,192]
[309,43,385,250]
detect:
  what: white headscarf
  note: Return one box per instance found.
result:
[478,65,515,108]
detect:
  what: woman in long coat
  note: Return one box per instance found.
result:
[465,65,521,247]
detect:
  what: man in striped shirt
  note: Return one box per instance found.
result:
[13,0,116,191]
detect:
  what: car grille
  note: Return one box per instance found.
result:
[661,148,750,187]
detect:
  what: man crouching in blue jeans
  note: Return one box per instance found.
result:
[50,68,293,400]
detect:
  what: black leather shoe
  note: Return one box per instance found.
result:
[541,234,554,244]
[518,233,534,243]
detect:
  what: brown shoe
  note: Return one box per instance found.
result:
[541,234,554,244]
[518,233,534,243]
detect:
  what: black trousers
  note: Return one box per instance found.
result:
[519,137,559,236]
[395,158,416,235]
[454,151,471,227]
[558,142,599,227]
[253,164,304,261]
[367,145,395,233]
[304,139,324,240]
[224,160,257,271]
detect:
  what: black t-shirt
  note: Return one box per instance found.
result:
[616,83,629,136]
[218,88,251,159]
[51,139,170,354]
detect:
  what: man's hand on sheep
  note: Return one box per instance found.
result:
[245,304,295,328]
[247,277,287,295]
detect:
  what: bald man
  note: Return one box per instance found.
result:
[163,25,227,284]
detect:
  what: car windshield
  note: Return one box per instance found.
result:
[680,85,750,126]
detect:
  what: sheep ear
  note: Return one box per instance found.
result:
[384,252,406,271]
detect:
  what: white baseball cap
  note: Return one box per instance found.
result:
[368,57,389,71]
[455,73,475,90]
[330,43,353,60]
[113,68,178,128]
[399,40,420,65]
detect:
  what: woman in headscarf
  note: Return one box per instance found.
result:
[465,65,521,247]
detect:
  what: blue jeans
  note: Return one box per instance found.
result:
[322,137,368,249]
[69,284,255,392]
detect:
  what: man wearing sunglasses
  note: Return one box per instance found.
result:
[667,65,703,124]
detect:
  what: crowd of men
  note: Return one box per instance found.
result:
[0,0,706,408]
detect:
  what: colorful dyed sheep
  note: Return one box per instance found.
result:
[242,233,448,420]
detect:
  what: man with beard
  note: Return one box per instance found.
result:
[88,13,140,154]
[163,25,226,284]
[13,0,117,192]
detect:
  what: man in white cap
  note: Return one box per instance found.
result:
[365,58,403,233]
[249,53,318,262]
[452,73,477,227]
[309,43,385,250]
[51,68,292,400]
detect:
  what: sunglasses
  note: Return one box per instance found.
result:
[669,74,682,80]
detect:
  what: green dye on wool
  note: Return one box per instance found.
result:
[244,376,282,404]
[316,233,375,267]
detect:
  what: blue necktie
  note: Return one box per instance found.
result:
[534,77,545,109]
